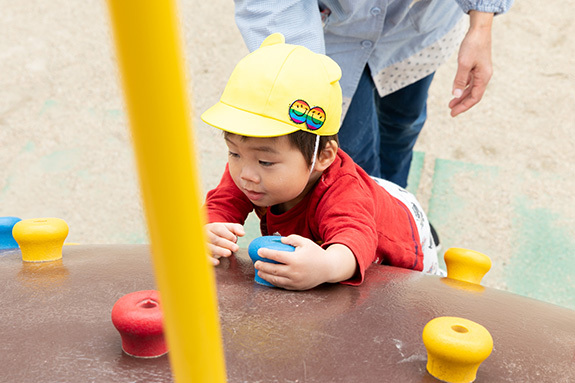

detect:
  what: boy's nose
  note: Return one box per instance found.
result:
[240,167,260,184]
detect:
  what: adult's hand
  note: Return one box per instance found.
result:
[449,11,495,117]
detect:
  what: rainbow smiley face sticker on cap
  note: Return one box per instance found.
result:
[306,106,326,131]
[289,100,310,124]
[289,100,326,131]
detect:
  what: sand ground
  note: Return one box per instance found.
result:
[1,1,574,308]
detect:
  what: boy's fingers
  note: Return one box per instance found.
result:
[230,223,246,237]
[257,248,291,264]
[281,234,304,247]
[206,223,244,243]
[207,243,234,258]
[221,223,245,237]
[211,236,239,252]
[206,227,240,251]
[257,271,292,289]
[207,255,220,266]
[255,259,290,275]
[255,262,288,279]
[213,226,238,242]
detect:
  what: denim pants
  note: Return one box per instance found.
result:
[339,67,435,188]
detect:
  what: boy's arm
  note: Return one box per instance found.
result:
[314,172,422,285]
[323,243,358,283]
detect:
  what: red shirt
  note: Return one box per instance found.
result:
[205,149,423,285]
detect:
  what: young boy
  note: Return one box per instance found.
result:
[202,33,439,290]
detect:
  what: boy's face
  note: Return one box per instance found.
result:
[225,134,314,212]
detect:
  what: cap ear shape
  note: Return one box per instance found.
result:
[320,55,342,84]
[259,33,286,48]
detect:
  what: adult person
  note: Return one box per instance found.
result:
[233,0,513,247]
[233,0,513,187]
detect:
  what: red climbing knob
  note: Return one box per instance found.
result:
[111,290,167,358]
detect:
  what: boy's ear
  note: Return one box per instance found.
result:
[314,140,338,172]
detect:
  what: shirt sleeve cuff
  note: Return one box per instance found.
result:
[456,0,513,15]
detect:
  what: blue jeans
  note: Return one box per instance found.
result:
[339,67,435,188]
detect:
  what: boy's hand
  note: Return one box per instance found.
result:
[254,235,356,290]
[205,222,245,266]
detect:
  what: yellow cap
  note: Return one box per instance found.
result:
[201,33,342,137]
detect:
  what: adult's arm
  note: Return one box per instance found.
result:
[234,0,325,53]
[449,0,514,117]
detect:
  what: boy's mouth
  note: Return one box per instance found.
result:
[244,189,264,201]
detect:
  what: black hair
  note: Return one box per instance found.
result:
[223,130,339,167]
[287,130,339,167]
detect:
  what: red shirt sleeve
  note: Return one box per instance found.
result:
[313,174,380,286]
[204,164,253,225]
[310,152,422,286]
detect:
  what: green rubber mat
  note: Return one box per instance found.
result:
[427,158,575,310]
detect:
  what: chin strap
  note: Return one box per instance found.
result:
[309,134,320,175]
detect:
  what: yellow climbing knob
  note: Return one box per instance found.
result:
[423,317,493,383]
[444,248,491,285]
[12,218,69,262]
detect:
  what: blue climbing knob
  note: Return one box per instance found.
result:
[248,236,295,287]
[0,217,22,250]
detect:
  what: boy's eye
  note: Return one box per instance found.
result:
[259,160,275,167]
[228,151,239,158]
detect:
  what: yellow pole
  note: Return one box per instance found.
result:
[105,1,226,382]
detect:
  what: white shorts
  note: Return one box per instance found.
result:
[371,176,441,275]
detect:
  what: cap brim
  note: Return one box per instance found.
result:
[201,101,299,138]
